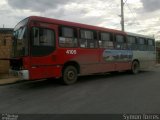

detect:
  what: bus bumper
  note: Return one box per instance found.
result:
[9,69,29,80]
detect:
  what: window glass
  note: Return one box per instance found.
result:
[148,39,154,46]
[12,26,28,57]
[115,35,126,49]
[137,38,147,51]
[59,37,78,48]
[80,30,93,39]
[80,29,97,48]
[99,32,113,48]
[59,26,78,48]
[62,27,74,38]
[127,36,137,50]
[127,36,136,44]
[101,32,110,41]
[116,35,124,43]
[99,41,114,48]
[33,27,54,47]
[147,39,155,51]
[31,27,55,56]
[138,38,145,44]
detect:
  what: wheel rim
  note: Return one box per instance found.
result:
[67,71,75,81]
[133,62,139,73]
[63,66,78,85]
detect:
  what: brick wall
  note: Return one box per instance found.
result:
[0,32,13,74]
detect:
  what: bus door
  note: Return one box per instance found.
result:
[29,22,59,80]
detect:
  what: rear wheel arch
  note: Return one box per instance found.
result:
[62,61,80,74]
[132,59,140,65]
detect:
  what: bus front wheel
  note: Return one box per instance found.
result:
[62,66,78,85]
[131,61,140,74]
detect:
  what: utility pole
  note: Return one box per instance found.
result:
[121,0,124,31]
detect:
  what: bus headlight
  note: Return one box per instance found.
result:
[19,70,29,80]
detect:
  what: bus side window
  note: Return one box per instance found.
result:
[127,36,137,50]
[80,29,97,48]
[148,39,155,51]
[32,27,54,47]
[144,39,148,51]
[59,26,78,48]
[31,27,55,56]
[115,34,126,49]
[137,38,146,51]
[99,32,113,49]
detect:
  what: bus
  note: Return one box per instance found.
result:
[10,16,156,85]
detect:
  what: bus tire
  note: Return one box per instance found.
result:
[131,61,140,74]
[62,66,78,85]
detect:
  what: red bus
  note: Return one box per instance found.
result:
[10,16,156,84]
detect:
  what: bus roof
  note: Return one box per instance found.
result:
[127,32,154,39]
[26,16,154,40]
[28,16,126,35]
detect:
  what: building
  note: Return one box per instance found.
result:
[0,28,13,74]
[156,47,160,63]
[156,41,160,63]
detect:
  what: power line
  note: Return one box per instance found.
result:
[106,0,139,30]
[107,0,117,8]
[124,0,127,4]
[125,2,140,25]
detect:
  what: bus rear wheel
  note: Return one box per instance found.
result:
[131,61,140,74]
[62,66,78,85]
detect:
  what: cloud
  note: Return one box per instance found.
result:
[2,0,160,40]
[141,0,160,12]
[7,0,77,12]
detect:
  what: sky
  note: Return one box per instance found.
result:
[0,0,160,40]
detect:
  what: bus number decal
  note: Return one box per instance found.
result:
[66,50,77,55]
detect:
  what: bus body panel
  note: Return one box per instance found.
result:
[132,51,156,69]
[10,16,156,81]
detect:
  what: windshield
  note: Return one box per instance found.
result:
[12,18,29,57]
